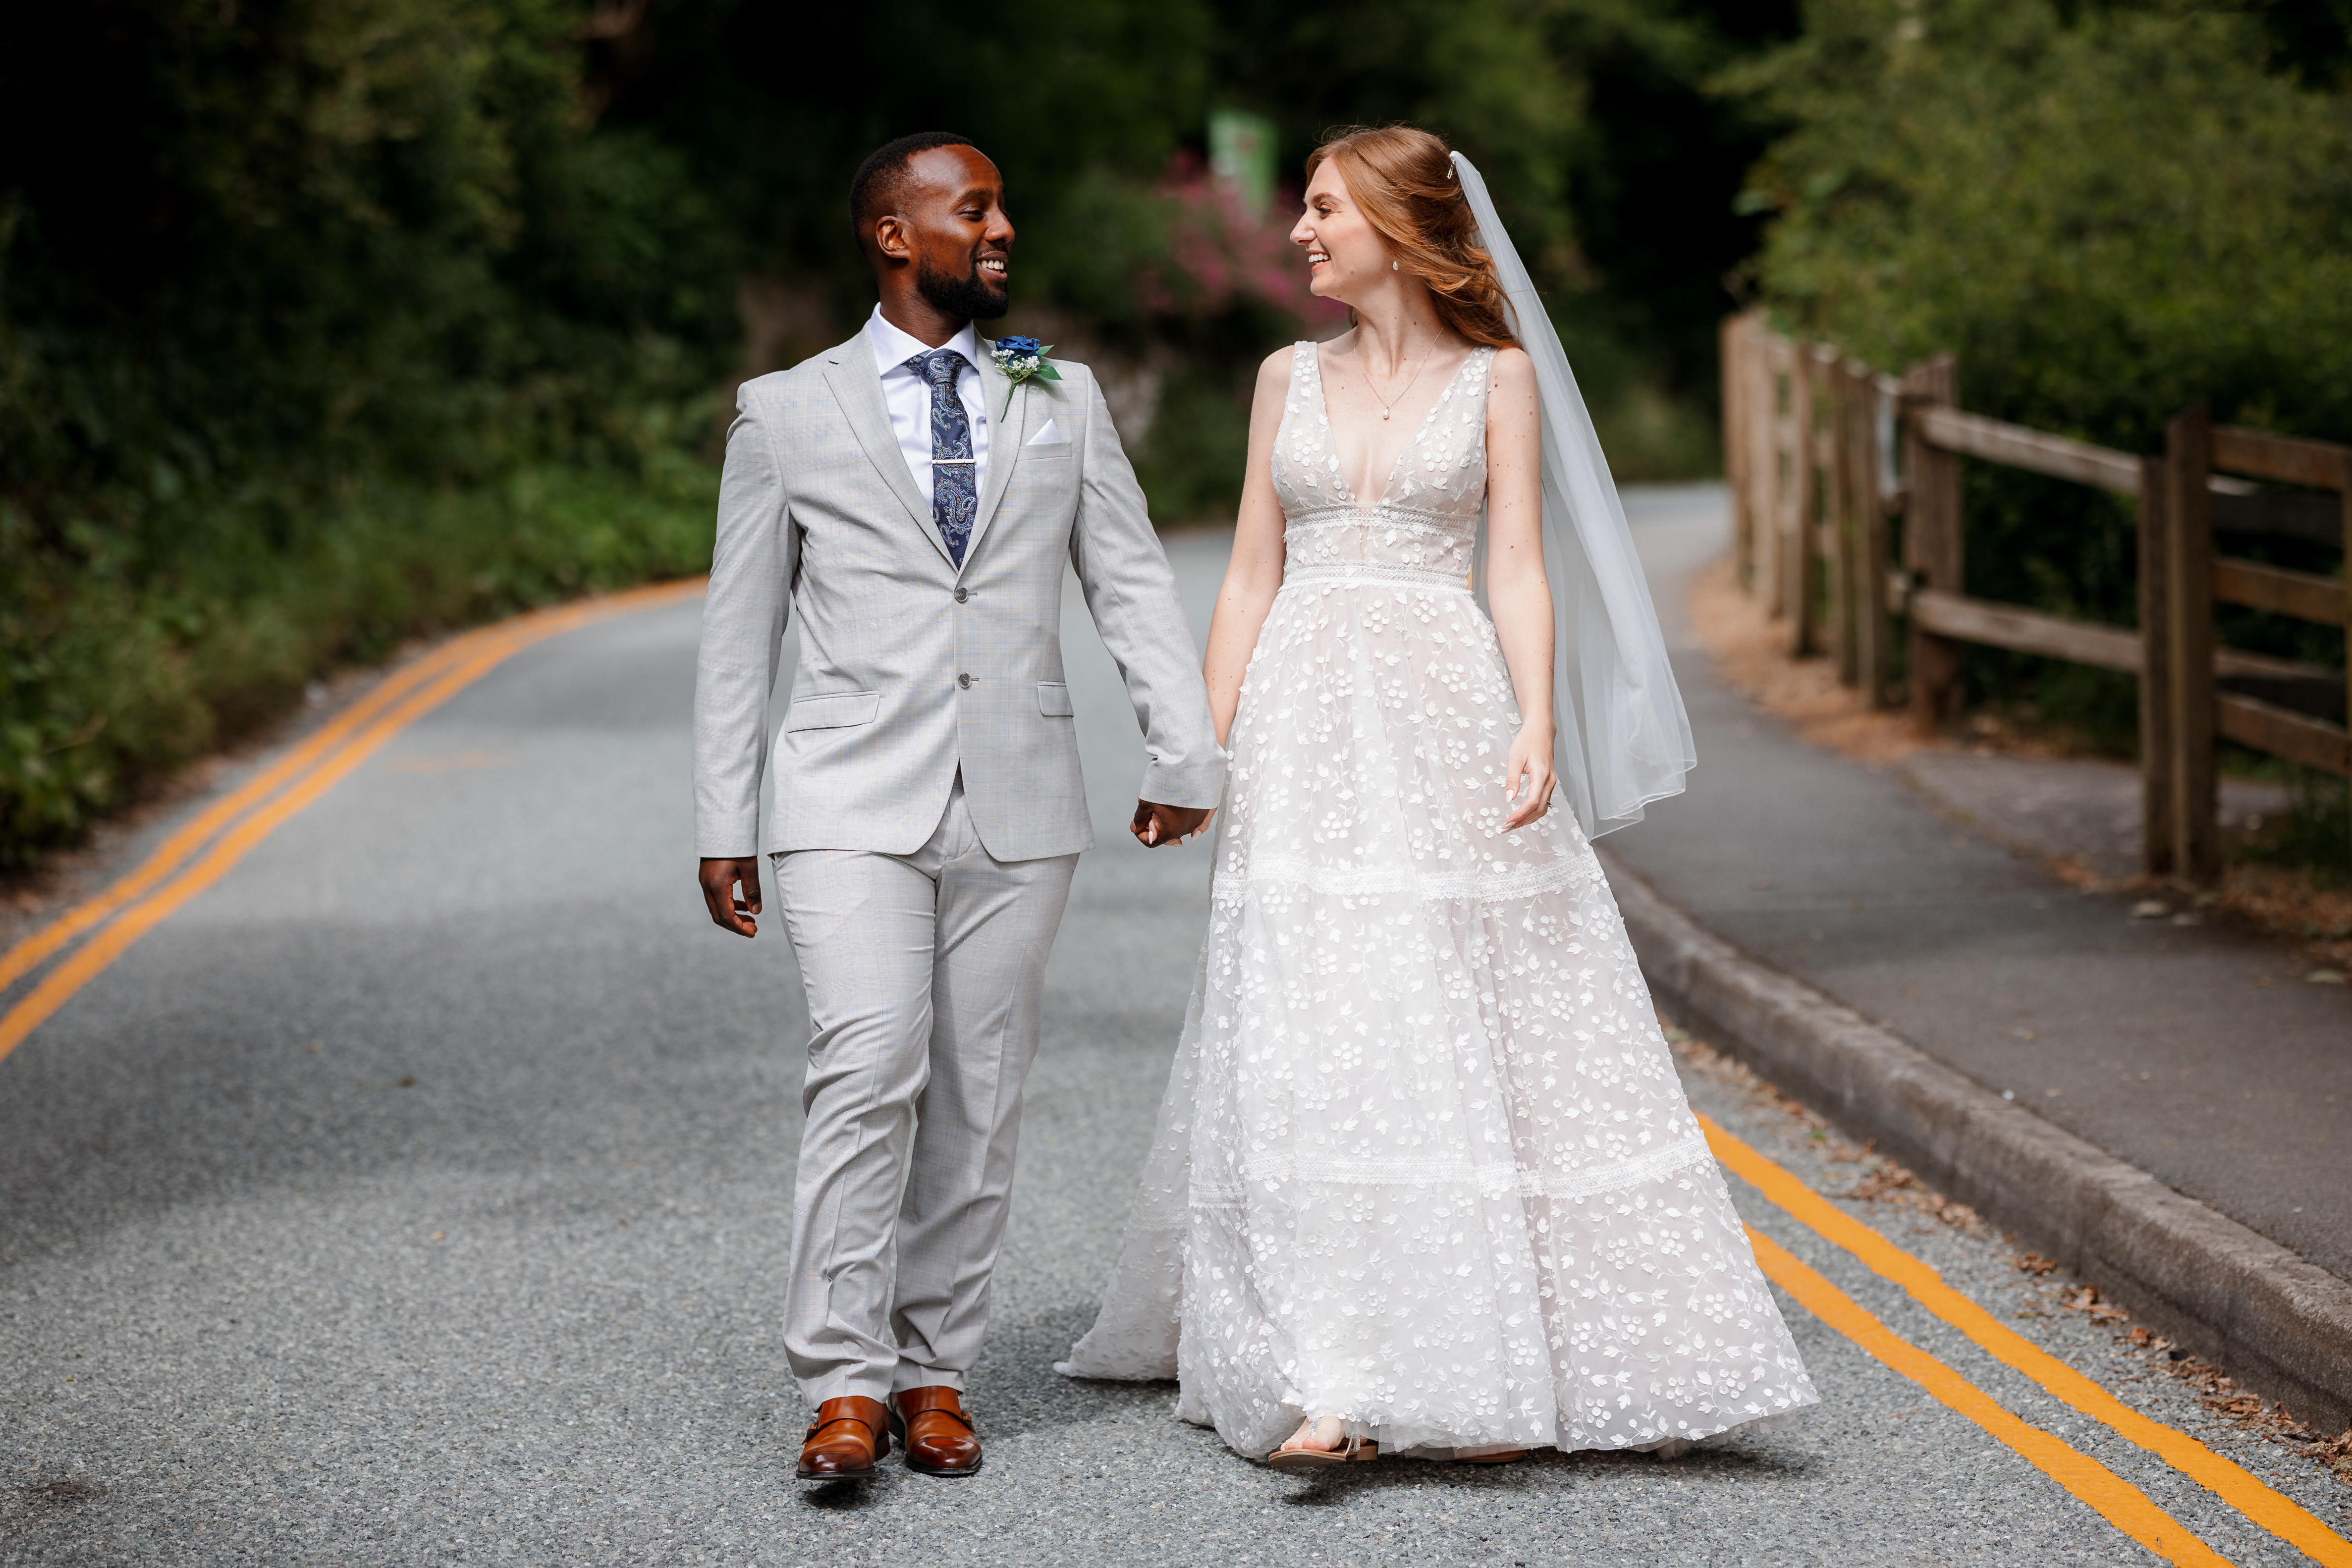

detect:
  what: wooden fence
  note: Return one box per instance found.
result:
[1719,310,2350,881]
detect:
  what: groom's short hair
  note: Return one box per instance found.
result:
[851,132,980,247]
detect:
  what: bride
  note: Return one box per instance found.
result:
[1058,125,1817,1464]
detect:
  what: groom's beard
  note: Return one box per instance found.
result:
[916,254,1008,323]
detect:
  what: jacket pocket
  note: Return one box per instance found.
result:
[784,690,881,731]
[1036,682,1075,717]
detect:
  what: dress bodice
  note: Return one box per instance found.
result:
[1270,340,1496,588]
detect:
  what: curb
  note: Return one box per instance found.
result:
[1604,850,2352,1433]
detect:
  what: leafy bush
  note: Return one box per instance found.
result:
[0,0,734,861]
[0,0,1796,863]
[1731,0,2352,740]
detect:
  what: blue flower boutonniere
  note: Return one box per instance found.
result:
[990,335,1061,418]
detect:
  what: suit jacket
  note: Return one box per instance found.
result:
[693,331,1225,862]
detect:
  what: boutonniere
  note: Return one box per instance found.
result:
[989,336,1061,418]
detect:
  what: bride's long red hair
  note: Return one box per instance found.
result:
[1305,126,1516,350]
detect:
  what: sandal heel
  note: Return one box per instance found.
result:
[1267,1431,1378,1467]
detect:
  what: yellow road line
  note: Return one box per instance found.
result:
[0,579,705,1065]
[1706,1114,2352,1567]
[0,637,476,992]
[1748,1230,2235,1568]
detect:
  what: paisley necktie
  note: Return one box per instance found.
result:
[911,349,976,566]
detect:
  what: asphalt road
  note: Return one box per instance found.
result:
[2,505,2346,1566]
[1601,489,2352,1279]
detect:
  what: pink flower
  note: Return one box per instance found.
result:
[1147,153,1348,330]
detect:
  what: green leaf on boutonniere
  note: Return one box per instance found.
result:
[991,337,1060,416]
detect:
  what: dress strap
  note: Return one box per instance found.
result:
[1468,343,1499,402]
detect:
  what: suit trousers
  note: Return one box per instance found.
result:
[775,781,1078,1403]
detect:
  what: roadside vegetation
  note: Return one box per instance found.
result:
[5,0,2345,881]
[0,0,1787,867]
[1729,0,2352,879]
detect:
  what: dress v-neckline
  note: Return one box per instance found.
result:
[1311,343,1481,513]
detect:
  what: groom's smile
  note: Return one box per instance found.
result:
[865,142,1016,336]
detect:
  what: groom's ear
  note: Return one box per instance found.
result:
[869,214,914,267]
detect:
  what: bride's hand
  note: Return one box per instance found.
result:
[1502,725,1556,830]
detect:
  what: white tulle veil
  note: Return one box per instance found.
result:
[1452,151,1695,837]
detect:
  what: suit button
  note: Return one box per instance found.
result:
[954,587,969,603]
[957,673,973,689]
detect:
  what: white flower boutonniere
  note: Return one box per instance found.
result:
[989,336,1061,418]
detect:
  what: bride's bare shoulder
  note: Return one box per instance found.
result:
[1488,343,1535,389]
[1251,342,1308,405]
[1257,342,1307,385]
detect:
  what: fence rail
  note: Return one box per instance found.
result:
[1719,311,2349,880]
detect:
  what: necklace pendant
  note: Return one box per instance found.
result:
[1380,408,1391,420]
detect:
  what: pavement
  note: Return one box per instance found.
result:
[1601,487,2351,1285]
[2,508,2348,1565]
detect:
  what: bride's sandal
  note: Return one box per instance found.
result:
[1266,1418,1378,1468]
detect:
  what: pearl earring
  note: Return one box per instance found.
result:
[1391,261,1399,271]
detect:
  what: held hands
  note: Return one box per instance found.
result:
[1502,724,1557,831]
[699,857,763,938]
[1131,800,1213,848]
[701,802,1207,938]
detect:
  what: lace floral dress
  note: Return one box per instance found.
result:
[1057,342,1818,1459]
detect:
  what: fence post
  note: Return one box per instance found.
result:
[1746,316,1774,598]
[1847,357,1893,704]
[2135,456,2175,879]
[2340,464,2352,873]
[1743,324,1777,600]
[1902,354,1963,725]
[1813,346,1857,682]
[1763,334,1797,621]
[1784,341,1817,652]
[2165,407,2220,884]
[1721,316,1749,592]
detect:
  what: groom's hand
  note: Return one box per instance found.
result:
[699,857,764,937]
[1131,801,1212,848]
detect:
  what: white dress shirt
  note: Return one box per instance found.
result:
[867,304,989,508]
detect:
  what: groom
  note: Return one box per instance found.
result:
[692,132,1222,1483]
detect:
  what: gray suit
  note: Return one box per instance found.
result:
[693,331,1222,1405]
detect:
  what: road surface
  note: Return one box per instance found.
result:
[1,496,2344,1566]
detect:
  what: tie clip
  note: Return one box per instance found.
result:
[931,457,977,465]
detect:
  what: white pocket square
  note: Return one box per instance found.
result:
[1025,418,1069,447]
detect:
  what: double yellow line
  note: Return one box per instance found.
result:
[0,579,706,1064]
[1705,1114,2350,1567]
[6,576,2344,1566]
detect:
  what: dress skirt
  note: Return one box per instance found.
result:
[1058,567,1818,1459]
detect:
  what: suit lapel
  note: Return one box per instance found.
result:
[962,341,1022,574]
[819,338,959,573]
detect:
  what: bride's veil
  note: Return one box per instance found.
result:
[1453,152,1696,837]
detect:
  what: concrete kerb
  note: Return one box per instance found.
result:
[1603,851,2352,1434]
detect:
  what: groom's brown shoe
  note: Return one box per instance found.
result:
[797,1396,891,1481]
[890,1386,983,1477]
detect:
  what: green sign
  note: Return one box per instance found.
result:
[1209,109,1276,217]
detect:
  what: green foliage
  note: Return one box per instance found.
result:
[0,452,718,861]
[612,0,1788,502]
[0,0,1794,862]
[1130,364,1260,528]
[1731,0,2352,773]
[2238,770,2350,888]
[0,0,735,860]
[1734,0,2352,449]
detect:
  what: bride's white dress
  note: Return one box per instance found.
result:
[1058,341,1818,1459]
